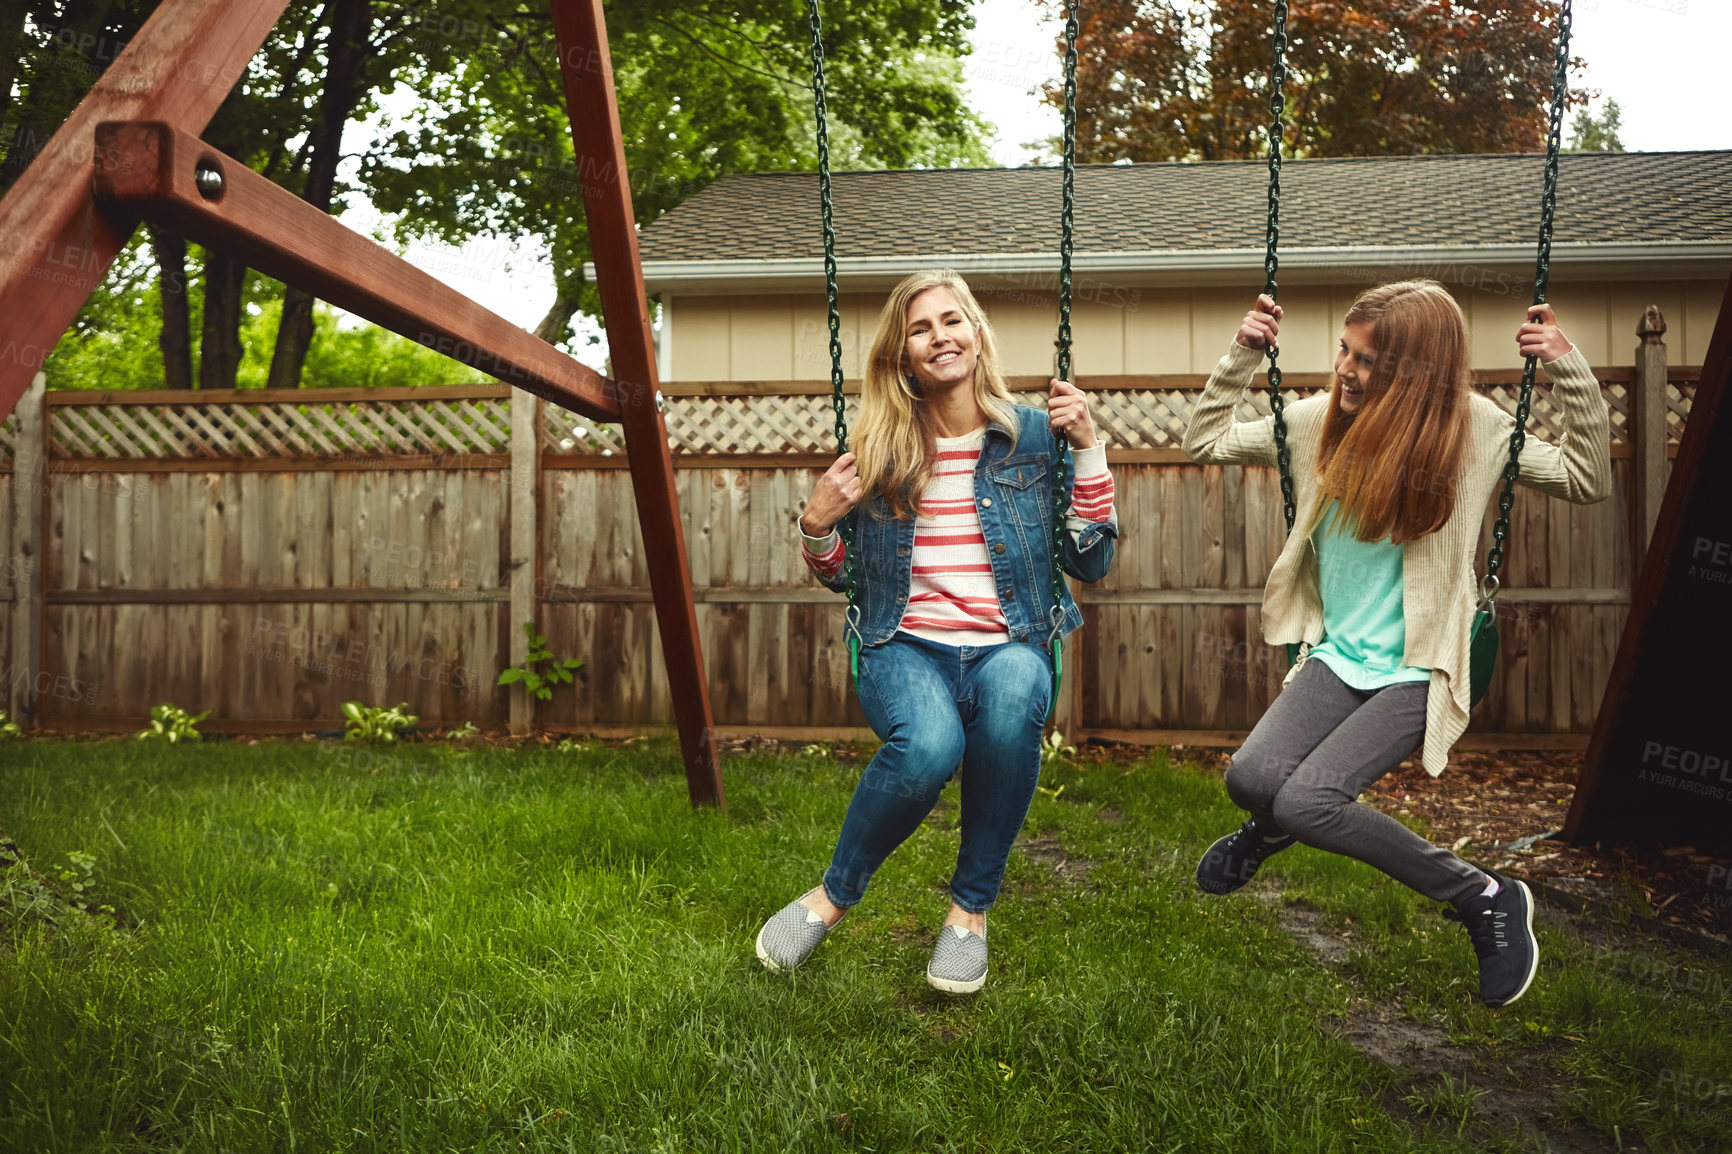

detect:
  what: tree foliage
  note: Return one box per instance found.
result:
[363,0,990,344]
[1044,0,1591,162]
[45,239,461,392]
[1568,97,1623,153]
[4,0,988,389]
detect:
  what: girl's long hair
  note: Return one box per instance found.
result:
[855,270,1020,520]
[1313,280,1471,544]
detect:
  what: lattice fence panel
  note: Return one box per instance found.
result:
[1603,383,1631,446]
[535,389,1336,456]
[36,380,1663,460]
[49,398,514,459]
[1476,380,1633,445]
[1667,382,1694,445]
[542,406,628,455]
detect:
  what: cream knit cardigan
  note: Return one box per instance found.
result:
[1183,340,1613,776]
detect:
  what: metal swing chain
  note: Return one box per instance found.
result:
[1483,0,1574,605]
[1047,3,1079,674]
[1264,0,1296,535]
[805,0,863,676]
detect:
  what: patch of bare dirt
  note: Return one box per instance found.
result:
[1339,1007,1632,1154]
[1276,903,1355,965]
[1017,836,1098,884]
[1270,898,1639,1154]
[882,915,927,946]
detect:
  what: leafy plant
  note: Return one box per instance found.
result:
[555,737,595,754]
[445,721,481,741]
[341,702,418,743]
[54,850,115,916]
[497,623,583,702]
[135,704,209,743]
[801,743,831,758]
[0,711,22,740]
[1040,730,1077,772]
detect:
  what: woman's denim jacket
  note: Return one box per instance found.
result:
[813,405,1119,650]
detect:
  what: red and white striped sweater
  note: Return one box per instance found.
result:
[801,427,1115,646]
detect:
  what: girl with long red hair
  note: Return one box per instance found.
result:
[1184,280,1610,1008]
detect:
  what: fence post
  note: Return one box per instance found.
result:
[508,389,539,735]
[8,373,45,728]
[1633,305,1669,555]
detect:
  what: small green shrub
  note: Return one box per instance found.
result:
[54,850,114,917]
[135,704,209,743]
[1040,729,1076,772]
[497,622,583,702]
[0,711,22,739]
[444,721,481,741]
[341,702,418,743]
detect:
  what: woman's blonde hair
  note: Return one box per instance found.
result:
[854,270,1020,520]
[1313,279,1471,544]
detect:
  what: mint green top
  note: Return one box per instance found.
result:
[1307,500,1432,691]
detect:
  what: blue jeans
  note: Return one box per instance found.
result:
[822,631,1051,914]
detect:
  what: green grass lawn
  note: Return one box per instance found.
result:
[1,737,1729,1152]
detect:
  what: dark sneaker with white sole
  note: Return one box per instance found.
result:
[1444,871,1539,1008]
[1196,819,1296,895]
[926,924,989,994]
[755,895,834,972]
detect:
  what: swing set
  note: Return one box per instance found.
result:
[1,0,1725,844]
[0,0,726,809]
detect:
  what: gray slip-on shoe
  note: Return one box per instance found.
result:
[755,897,832,972]
[926,923,989,993]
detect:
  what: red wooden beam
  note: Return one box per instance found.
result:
[548,0,726,810]
[0,0,292,420]
[92,121,620,422]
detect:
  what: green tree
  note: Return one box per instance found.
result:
[8,0,988,390]
[1567,97,1623,153]
[2,0,317,389]
[362,0,991,345]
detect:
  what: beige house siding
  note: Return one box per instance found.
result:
[665,277,1720,382]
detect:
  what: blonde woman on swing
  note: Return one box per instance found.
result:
[753,269,1119,993]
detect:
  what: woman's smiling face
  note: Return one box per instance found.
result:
[1334,320,1376,414]
[903,286,978,391]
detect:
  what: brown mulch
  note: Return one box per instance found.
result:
[1140,742,1732,945]
[810,733,1732,943]
[1364,750,1732,944]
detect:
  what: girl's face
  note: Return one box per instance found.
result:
[1333,321,1376,415]
[903,286,978,392]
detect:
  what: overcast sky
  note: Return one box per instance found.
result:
[375,0,1724,338]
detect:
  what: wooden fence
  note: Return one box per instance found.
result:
[0,317,1695,747]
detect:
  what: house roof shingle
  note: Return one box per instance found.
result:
[636,151,1732,265]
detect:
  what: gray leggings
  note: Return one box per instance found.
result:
[1226,659,1486,906]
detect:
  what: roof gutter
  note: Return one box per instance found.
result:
[615,241,1732,294]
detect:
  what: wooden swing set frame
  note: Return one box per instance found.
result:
[0,0,726,809]
[3,0,1728,844]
